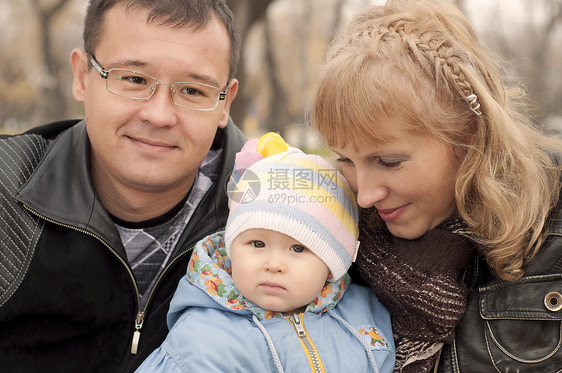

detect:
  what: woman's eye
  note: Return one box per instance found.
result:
[335,157,354,167]
[290,245,306,253]
[251,240,265,248]
[378,157,406,169]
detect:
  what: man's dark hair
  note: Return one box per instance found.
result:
[83,0,241,78]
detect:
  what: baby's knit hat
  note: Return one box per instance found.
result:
[225,133,359,280]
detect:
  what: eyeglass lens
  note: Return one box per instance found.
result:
[106,69,221,110]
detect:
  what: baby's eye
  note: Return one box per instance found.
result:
[251,241,265,248]
[290,245,307,253]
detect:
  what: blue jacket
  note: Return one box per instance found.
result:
[137,231,395,372]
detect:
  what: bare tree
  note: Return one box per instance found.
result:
[28,0,73,125]
[527,0,562,117]
[481,0,562,120]
[227,0,275,127]
[0,52,34,132]
[263,12,293,137]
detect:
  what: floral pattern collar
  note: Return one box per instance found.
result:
[187,231,350,320]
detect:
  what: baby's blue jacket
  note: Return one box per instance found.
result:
[136,231,395,373]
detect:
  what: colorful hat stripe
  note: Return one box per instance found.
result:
[226,201,356,279]
[225,146,360,280]
[230,185,358,239]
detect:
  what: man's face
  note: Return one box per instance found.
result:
[71,4,237,202]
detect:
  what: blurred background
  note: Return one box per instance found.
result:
[1,0,561,150]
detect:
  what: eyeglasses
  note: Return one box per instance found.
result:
[89,55,228,111]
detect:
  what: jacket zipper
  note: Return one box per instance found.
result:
[131,245,195,353]
[288,313,325,373]
[22,205,194,355]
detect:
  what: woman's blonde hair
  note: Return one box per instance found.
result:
[310,0,562,281]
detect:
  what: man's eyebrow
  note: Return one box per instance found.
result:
[104,59,149,70]
[181,73,221,88]
[105,59,221,87]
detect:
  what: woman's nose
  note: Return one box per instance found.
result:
[355,172,389,209]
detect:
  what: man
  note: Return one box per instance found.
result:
[0,0,245,371]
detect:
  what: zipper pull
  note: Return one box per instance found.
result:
[131,312,145,354]
[290,313,306,337]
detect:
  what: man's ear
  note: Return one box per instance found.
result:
[70,48,89,103]
[216,78,238,128]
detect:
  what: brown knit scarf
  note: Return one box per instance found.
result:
[357,211,477,373]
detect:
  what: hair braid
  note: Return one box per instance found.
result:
[313,0,562,281]
[383,19,482,115]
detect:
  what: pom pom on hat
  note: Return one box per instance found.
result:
[225,133,359,280]
[228,132,291,192]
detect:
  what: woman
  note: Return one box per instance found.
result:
[310,0,562,372]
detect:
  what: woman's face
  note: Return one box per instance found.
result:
[330,123,462,239]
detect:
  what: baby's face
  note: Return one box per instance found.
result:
[229,229,330,315]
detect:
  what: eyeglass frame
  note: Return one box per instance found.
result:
[87,54,229,111]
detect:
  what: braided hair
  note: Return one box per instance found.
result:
[311,0,561,281]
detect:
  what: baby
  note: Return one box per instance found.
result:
[136,133,395,373]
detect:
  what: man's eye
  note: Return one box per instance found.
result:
[251,241,265,248]
[123,75,147,85]
[291,245,306,253]
[177,84,213,98]
[181,87,202,97]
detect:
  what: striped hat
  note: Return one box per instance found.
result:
[225,145,359,280]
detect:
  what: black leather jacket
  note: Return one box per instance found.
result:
[437,201,562,372]
[0,119,245,372]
